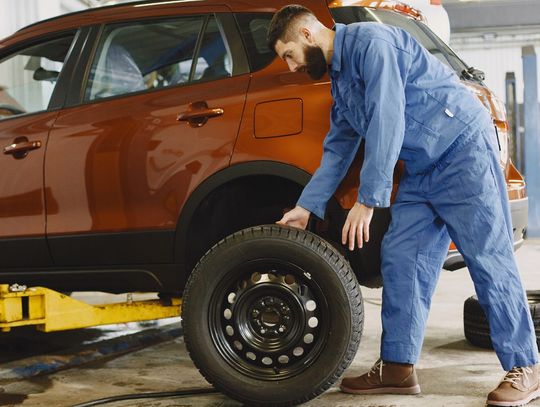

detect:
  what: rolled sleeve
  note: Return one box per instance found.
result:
[297,102,361,219]
[356,38,410,208]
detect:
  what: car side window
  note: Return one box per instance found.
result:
[85,14,232,101]
[234,13,275,72]
[192,16,232,81]
[0,35,75,121]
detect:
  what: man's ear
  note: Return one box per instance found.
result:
[299,27,313,44]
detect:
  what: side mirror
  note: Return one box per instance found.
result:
[33,67,59,82]
[462,66,485,82]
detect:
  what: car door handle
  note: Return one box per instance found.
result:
[3,138,42,158]
[177,101,223,127]
[177,108,224,121]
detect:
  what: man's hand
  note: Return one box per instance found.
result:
[342,202,374,251]
[276,206,310,230]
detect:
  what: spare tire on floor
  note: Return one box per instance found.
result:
[464,291,540,349]
[182,225,363,406]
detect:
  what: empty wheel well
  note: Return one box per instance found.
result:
[185,175,303,270]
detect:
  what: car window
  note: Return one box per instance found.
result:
[85,14,232,101]
[234,13,275,72]
[192,15,233,81]
[0,35,75,121]
[330,7,468,74]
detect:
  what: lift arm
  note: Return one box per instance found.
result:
[0,284,182,332]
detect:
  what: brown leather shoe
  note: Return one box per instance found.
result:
[339,359,421,395]
[487,364,540,406]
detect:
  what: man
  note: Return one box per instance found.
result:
[268,4,539,406]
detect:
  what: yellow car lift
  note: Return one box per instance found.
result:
[0,284,182,332]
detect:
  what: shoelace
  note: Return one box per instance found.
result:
[367,359,385,382]
[502,366,534,385]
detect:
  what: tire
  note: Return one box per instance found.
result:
[182,225,363,406]
[464,291,540,349]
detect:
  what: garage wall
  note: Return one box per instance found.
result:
[450,31,540,104]
[445,0,540,104]
[0,0,87,41]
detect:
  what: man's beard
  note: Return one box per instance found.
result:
[304,45,327,80]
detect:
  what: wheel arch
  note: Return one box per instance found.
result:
[173,160,343,271]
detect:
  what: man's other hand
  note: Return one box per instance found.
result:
[342,202,374,251]
[276,206,311,229]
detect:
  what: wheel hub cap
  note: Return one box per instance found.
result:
[209,264,328,380]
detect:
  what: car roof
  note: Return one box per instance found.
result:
[0,0,421,51]
[0,0,332,50]
[329,0,423,20]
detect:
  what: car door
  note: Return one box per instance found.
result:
[0,32,76,268]
[45,9,250,266]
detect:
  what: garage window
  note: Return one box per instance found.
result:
[85,14,233,101]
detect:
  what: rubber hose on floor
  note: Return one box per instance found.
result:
[70,387,220,407]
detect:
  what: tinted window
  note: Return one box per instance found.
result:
[235,13,275,72]
[0,35,74,120]
[192,16,232,81]
[331,7,468,74]
[85,14,233,101]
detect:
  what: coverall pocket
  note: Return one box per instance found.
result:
[442,141,497,202]
[340,82,367,131]
[401,114,438,162]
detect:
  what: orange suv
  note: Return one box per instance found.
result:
[0,0,527,404]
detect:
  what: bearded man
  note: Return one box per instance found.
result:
[269,4,540,406]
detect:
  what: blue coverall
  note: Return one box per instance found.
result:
[297,22,539,370]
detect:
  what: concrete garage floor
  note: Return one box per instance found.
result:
[2,240,540,407]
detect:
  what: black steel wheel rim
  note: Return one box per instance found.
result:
[208,258,330,380]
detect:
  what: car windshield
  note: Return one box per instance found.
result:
[330,7,471,79]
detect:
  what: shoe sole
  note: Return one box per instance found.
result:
[486,388,540,406]
[339,384,421,395]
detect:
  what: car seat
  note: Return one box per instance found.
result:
[91,43,145,99]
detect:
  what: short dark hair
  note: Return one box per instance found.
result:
[267,4,315,52]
